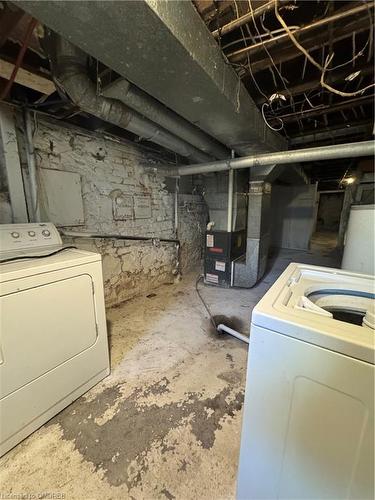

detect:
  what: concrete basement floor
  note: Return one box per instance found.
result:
[0,233,340,500]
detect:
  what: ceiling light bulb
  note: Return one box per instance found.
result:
[344,177,355,184]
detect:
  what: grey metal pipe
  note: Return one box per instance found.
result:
[62,230,179,244]
[45,33,212,163]
[24,108,40,221]
[102,79,229,160]
[227,169,234,232]
[227,150,235,232]
[174,141,375,176]
[290,123,373,146]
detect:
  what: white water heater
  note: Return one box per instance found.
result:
[342,204,375,275]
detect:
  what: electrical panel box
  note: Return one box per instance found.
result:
[40,168,84,226]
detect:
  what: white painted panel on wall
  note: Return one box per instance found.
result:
[40,168,84,226]
[134,194,152,219]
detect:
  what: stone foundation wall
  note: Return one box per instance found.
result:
[178,194,207,273]
[13,115,205,306]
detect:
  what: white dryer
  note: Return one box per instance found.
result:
[0,223,110,457]
[237,263,374,500]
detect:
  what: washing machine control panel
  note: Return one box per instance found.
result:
[0,223,62,254]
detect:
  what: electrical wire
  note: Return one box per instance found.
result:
[232,0,270,101]
[0,246,77,264]
[195,274,217,329]
[274,0,375,97]
[262,103,284,130]
[321,53,375,97]
[249,0,290,90]
[248,0,296,117]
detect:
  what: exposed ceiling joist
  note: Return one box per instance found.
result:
[194,0,233,24]
[255,64,374,104]
[228,2,374,63]
[243,16,371,73]
[0,58,55,94]
[290,121,374,146]
[269,94,373,124]
[211,0,283,39]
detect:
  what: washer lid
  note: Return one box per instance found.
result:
[252,263,375,364]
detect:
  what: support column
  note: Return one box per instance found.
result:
[233,180,271,287]
[0,104,28,222]
[227,168,234,232]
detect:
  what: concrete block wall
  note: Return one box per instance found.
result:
[10,113,205,306]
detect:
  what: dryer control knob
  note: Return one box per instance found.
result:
[42,229,51,237]
[11,231,20,239]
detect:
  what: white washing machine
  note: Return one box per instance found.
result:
[237,263,374,500]
[0,223,110,457]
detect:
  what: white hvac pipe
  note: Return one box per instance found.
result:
[217,323,249,344]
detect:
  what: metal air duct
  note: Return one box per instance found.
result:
[102,79,229,160]
[44,33,212,163]
[16,0,285,156]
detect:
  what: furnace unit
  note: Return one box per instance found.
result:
[204,229,246,287]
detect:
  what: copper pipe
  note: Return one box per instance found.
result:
[212,0,280,39]
[0,17,38,100]
[228,2,375,63]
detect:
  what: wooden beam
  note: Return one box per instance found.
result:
[289,121,373,145]
[241,16,370,73]
[228,2,374,63]
[254,64,374,104]
[0,58,55,95]
[268,94,373,124]
[211,0,280,39]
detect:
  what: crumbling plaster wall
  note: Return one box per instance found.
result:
[62,235,177,306]
[15,115,205,306]
[178,193,207,272]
